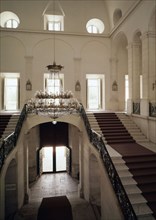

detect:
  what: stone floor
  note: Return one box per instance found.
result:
[15,173,97,220]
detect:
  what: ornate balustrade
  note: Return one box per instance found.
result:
[149,102,156,117]
[133,102,140,114]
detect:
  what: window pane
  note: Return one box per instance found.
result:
[4,78,18,110]
[48,21,61,31]
[56,147,67,172]
[5,78,18,86]
[5,19,18,28]
[42,147,53,172]
[46,79,61,94]
[140,75,143,99]
[125,75,129,111]
[87,79,101,109]
[13,20,18,28]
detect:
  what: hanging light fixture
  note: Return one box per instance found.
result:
[26,0,80,123]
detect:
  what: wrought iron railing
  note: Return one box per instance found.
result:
[149,102,156,117]
[0,104,27,170]
[133,102,140,115]
[79,104,137,220]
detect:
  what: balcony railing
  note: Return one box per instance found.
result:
[149,102,156,117]
[133,102,140,115]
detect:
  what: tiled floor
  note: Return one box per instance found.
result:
[15,173,96,220]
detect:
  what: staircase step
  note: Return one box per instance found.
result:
[133,203,153,216]
[103,135,133,140]
[123,155,156,163]
[107,139,135,144]
[137,214,156,220]
[134,175,156,185]
[139,183,156,193]
[143,192,156,203]
[124,184,141,194]
[120,176,137,185]
[128,193,147,204]
[127,162,156,169]
[130,167,156,176]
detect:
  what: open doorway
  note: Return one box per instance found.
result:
[39,146,71,174]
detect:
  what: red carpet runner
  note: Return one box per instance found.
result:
[37,196,73,220]
[94,112,156,218]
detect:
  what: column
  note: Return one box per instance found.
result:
[132,43,141,101]
[140,32,150,116]
[127,43,133,114]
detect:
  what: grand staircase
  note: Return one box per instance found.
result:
[87,112,156,220]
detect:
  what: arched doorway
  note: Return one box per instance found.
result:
[5,159,18,219]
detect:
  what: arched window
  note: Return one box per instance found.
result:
[0,11,20,28]
[86,18,105,34]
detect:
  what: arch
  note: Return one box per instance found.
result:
[5,159,18,219]
[25,116,81,183]
[25,114,82,134]
[113,8,122,25]
[89,153,101,207]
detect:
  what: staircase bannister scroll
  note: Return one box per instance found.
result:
[0,104,27,170]
[79,104,137,220]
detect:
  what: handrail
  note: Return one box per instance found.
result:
[79,104,137,220]
[0,104,27,170]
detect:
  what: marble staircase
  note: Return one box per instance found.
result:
[86,112,156,219]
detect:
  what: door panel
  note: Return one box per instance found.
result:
[56,147,67,172]
[42,147,53,172]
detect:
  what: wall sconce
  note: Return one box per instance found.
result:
[75,80,81,91]
[112,80,118,91]
[152,80,156,90]
[26,79,32,91]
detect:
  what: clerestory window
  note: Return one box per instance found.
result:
[0,11,20,28]
[86,18,104,34]
[44,15,64,31]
